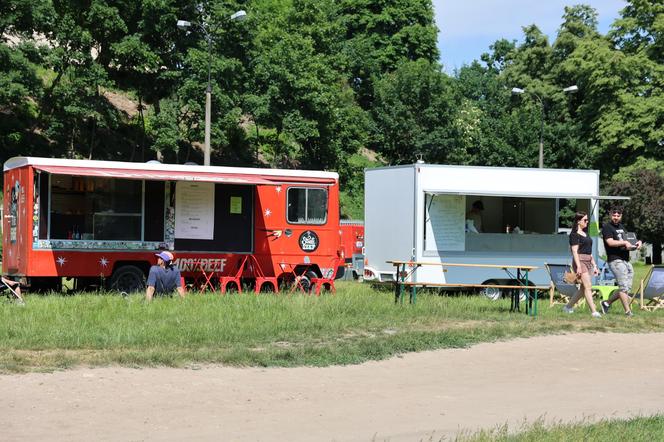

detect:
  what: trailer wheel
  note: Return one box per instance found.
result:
[480,280,502,301]
[109,265,146,293]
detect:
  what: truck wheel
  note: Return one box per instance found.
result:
[298,271,318,293]
[480,280,502,301]
[109,265,146,293]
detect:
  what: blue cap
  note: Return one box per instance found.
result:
[155,251,173,262]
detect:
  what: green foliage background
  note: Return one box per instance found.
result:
[0,0,662,256]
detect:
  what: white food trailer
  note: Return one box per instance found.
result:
[364,163,616,296]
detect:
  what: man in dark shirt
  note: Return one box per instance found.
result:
[600,207,642,316]
[145,251,185,301]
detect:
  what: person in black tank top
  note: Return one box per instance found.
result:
[599,207,642,316]
[562,211,601,317]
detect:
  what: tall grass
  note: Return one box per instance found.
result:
[2,281,663,372]
[458,415,664,441]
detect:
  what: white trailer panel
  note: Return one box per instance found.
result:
[364,166,416,281]
[364,164,601,288]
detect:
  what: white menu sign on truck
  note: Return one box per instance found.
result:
[425,194,466,251]
[175,182,215,240]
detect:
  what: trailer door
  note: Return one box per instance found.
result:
[3,168,27,274]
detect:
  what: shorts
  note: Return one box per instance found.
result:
[608,259,634,294]
[573,254,593,274]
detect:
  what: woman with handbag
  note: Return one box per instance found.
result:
[563,211,601,317]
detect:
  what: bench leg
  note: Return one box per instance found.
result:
[510,290,520,313]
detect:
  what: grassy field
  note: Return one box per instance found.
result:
[2,271,662,373]
[459,415,664,441]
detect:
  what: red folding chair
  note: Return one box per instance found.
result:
[194,259,215,292]
[310,257,343,296]
[247,255,279,294]
[220,255,248,294]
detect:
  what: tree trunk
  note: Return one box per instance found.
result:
[254,119,260,165]
[68,128,75,159]
[273,126,282,168]
[88,83,99,160]
[88,116,96,160]
[139,93,146,162]
[652,241,662,265]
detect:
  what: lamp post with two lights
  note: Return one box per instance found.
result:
[511,85,578,168]
[177,10,247,166]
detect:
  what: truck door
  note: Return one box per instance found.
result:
[3,169,26,274]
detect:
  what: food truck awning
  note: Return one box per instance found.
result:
[33,165,276,185]
[423,190,629,200]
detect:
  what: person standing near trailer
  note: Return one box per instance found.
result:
[145,251,185,301]
[563,212,602,317]
[600,207,642,316]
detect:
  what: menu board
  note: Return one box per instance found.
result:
[175,182,215,240]
[425,194,466,251]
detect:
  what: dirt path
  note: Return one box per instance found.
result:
[2,332,664,441]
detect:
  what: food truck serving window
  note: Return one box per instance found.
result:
[49,175,143,240]
[287,187,327,224]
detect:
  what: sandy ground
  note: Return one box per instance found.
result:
[2,332,664,441]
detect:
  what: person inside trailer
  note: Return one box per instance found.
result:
[145,251,185,301]
[466,200,484,233]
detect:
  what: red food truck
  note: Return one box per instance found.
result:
[2,157,344,293]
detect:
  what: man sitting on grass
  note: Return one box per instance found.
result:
[145,251,185,301]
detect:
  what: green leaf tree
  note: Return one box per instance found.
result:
[607,158,664,264]
[372,59,465,165]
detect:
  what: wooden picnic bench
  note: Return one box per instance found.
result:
[387,260,550,316]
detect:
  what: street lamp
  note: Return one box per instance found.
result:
[177,10,247,166]
[511,85,578,168]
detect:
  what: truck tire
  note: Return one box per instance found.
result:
[109,265,146,293]
[480,280,502,301]
[298,270,318,293]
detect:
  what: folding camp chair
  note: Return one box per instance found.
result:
[1,277,25,304]
[545,263,578,307]
[638,265,664,311]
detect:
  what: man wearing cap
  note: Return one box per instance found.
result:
[600,207,642,316]
[145,251,185,301]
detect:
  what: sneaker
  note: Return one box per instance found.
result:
[563,306,575,314]
[600,300,610,314]
[625,311,634,317]
[591,311,602,318]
